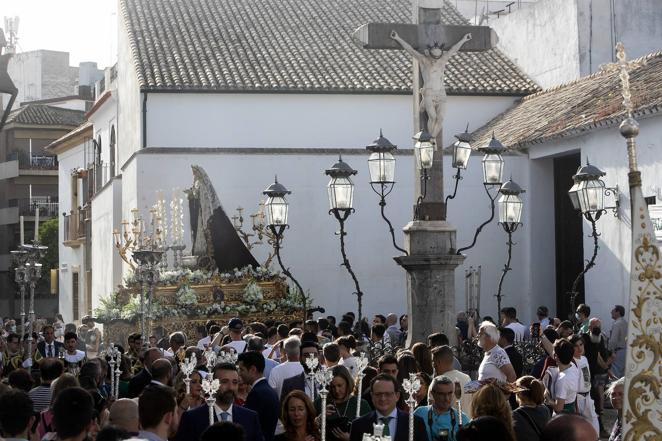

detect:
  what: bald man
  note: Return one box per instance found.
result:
[108,398,140,435]
[541,414,598,441]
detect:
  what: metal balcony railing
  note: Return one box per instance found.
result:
[8,197,59,217]
[63,207,87,243]
[7,151,59,170]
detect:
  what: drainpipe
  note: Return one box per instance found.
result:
[142,92,148,148]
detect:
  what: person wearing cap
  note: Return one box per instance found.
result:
[225,318,247,353]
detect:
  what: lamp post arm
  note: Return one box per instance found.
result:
[274,233,308,323]
[379,196,408,256]
[414,171,429,221]
[457,185,498,255]
[444,168,463,207]
[569,212,601,314]
[335,212,363,326]
[496,228,514,318]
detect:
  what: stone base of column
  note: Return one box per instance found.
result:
[394,220,465,346]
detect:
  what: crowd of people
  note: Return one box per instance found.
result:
[0,303,628,441]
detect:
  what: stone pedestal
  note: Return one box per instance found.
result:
[394,220,465,346]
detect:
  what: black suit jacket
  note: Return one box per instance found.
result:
[505,345,523,378]
[128,368,151,398]
[280,372,306,402]
[349,410,426,441]
[175,403,264,441]
[245,378,279,441]
[37,341,64,358]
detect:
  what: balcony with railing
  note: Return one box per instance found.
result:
[8,197,59,218]
[7,150,59,171]
[63,206,88,247]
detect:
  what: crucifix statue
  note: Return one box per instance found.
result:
[353,0,497,344]
[390,31,472,138]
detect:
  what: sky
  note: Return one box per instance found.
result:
[3,0,117,68]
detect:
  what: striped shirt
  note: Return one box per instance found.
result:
[29,385,52,412]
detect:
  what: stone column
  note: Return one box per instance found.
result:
[395,221,465,346]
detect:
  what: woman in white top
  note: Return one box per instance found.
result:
[336,335,358,376]
[476,321,516,383]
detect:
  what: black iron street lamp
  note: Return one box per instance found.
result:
[366,131,407,255]
[445,124,473,208]
[495,179,525,317]
[567,161,618,316]
[325,155,364,324]
[413,130,434,220]
[457,134,506,254]
[263,177,307,322]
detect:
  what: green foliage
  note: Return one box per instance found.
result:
[39,218,59,289]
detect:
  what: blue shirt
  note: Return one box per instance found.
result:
[413,406,470,441]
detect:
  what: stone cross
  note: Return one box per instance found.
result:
[353,0,496,344]
[353,1,497,219]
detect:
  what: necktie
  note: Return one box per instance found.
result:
[47,344,52,358]
[220,412,230,422]
[379,417,392,436]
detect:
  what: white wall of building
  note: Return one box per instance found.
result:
[116,16,142,168]
[89,93,119,181]
[143,93,517,151]
[491,0,662,89]
[56,144,87,323]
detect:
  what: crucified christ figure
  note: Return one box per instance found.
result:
[391,31,472,138]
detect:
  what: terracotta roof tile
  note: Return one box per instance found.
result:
[7,104,85,127]
[469,51,662,149]
[120,0,539,95]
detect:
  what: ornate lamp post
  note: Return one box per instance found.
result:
[457,134,506,255]
[11,249,28,337]
[567,161,618,315]
[132,249,163,346]
[366,131,407,255]
[263,177,307,321]
[445,124,473,208]
[325,156,364,325]
[412,130,434,220]
[495,179,525,317]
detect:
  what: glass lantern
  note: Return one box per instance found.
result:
[368,151,396,184]
[413,130,434,170]
[262,177,291,226]
[479,134,505,185]
[452,125,473,169]
[577,178,605,213]
[325,155,358,211]
[567,178,581,211]
[498,179,525,227]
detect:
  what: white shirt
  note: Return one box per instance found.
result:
[555,364,580,406]
[268,360,304,398]
[540,317,550,329]
[226,340,247,354]
[375,408,398,440]
[505,322,528,341]
[64,350,85,363]
[478,345,510,382]
[574,356,591,393]
[197,336,211,349]
[339,356,359,376]
[214,403,233,422]
[443,369,473,418]
[263,344,280,360]
[44,342,57,357]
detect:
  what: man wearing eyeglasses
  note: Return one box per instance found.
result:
[349,374,427,441]
[414,376,469,441]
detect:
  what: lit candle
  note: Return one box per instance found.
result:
[34,207,39,241]
[19,215,24,245]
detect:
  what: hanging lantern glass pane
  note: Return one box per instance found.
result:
[482,153,504,185]
[368,152,396,183]
[578,179,605,213]
[265,196,288,226]
[498,193,523,224]
[327,176,354,210]
[567,181,581,210]
[452,140,472,169]
[415,143,434,170]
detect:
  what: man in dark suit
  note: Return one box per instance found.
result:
[280,372,305,403]
[37,325,64,358]
[128,348,161,398]
[238,351,279,441]
[175,362,263,441]
[349,374,426,441]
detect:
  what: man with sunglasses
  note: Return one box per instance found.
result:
[414,376,469,441]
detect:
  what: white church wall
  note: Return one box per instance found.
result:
[89,95,118,178]
[489,0,580,89]
[446,153,532,323]
[117,14,142,168]
[57,145,86,323]
[91,177,124,309]
[144,93,517,151]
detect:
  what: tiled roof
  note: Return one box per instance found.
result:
[120,0,539,95]
[469,51,662,150]
[7,104,85,127]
